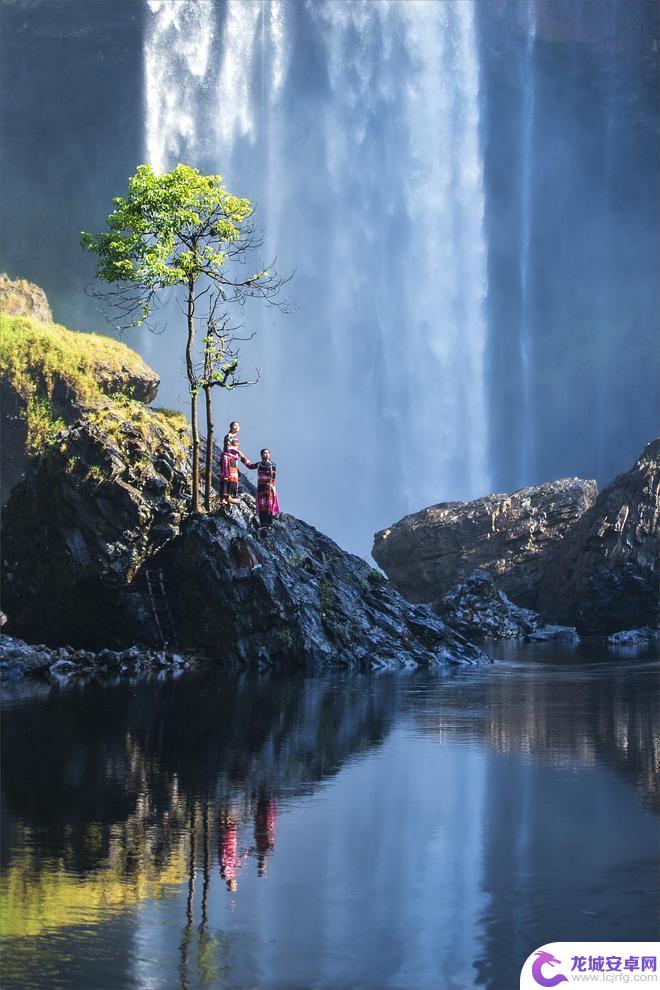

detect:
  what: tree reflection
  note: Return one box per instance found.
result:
[1,670,397,939]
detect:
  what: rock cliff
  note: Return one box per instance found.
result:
[1,277,159,503]
[1,288,488,670]
[539,439,660,634]
[373,478,597,609]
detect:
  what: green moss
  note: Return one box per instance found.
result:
[86,402,189,477]
[24,395,65,455]
[86,465,104,486]
[318,578,338,616]
[0,312,154,414]
[0,312,190,481]
[152,407,189,432]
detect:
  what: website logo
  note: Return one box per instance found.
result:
[521,942,660,990]
[532,950,568,987]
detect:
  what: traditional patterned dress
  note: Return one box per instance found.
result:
[244,458,279,528]
[220,431,248,498]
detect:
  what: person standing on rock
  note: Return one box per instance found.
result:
[220,421,249,506]
[243,448,280,531]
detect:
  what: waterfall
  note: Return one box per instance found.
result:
[142,0,490,554]
[518,0,537,486]
[144,0,216,173]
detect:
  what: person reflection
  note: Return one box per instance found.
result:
[254,792,277,878]
[217,807,248,892]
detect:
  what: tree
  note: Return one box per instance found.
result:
[81,163,287,514]
[197,293,260,511]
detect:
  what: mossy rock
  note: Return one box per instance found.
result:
[0,273,52,323]
[0,311,164,503]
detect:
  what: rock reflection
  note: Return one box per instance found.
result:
[411,655,659,814]
[1,671,398,942]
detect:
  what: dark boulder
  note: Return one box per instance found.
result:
[373,478,597,609]
[539,439,660,634]
[150,496,491,670]
[434,570,541,640]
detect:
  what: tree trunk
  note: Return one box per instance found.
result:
[203,384,214,511]
[185,275,200,514]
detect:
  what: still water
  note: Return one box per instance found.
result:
[1,644,658,990]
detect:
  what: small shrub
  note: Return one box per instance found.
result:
[25,396,65,455]
[318,578,338,616]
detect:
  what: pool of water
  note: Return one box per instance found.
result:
[1,641,658,989]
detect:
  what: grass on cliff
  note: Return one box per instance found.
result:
[0,313,172,454]
[0,313,153,407]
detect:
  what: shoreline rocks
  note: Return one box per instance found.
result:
[0,632,203,684]
[2,404,191,649]
[1,293,490,670]
[433,569,578,642]
[373,478,597,609]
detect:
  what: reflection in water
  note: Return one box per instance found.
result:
[1,648,658,990]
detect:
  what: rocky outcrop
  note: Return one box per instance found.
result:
[373,478,597,609]
[1,299,489,669]
[2,403,191,649]
[0,273,52,323]
[153,497,489,669]
[2,428,489,666]
[539,439,660,634]
[608,627,660,648]
[1,292,160,503]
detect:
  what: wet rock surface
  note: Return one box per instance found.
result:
[539,439,660,634]
[373,478,597,609]
[434,570,540,640]
[433,570,578,642]
[607,627,660,648]
[153,496,491,670]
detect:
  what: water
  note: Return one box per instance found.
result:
[141,0,490,554]
[2,645,658,989]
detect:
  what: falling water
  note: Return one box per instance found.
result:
[144,0,216,172]
[143,0,490,554]
[518,0,537,486]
